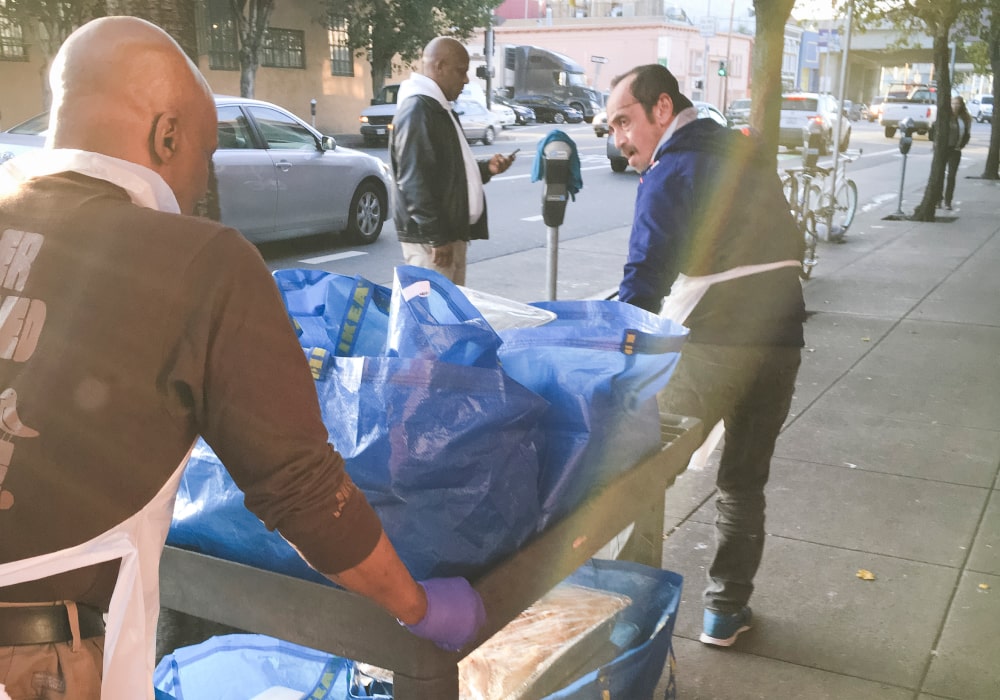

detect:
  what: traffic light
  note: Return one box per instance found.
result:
[717,61,727,77]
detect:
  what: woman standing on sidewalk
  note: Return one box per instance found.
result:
[942,96,972,210]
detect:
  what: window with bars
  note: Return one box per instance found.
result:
[0,2,27,61]
[328,18,353,76]
[205,0,238,71]
[261,28,304,69]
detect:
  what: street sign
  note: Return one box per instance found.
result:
[699,17,716,38]
[591,55,608,64]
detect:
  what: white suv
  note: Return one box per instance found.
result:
[778,93,851,154]
[970,94,993,124]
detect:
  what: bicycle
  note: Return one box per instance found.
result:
[781,150,860,280]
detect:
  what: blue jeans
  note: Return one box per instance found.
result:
[658,342,801,614]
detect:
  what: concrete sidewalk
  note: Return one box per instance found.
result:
[467,167,1000,699]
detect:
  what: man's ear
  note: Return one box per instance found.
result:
[654,93,675,126]
[150,111,181,165]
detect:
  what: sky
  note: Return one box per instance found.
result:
[667,1,840,23]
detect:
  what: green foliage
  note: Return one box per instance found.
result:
[323,0,502,92]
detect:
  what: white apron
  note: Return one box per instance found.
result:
[660,260,801,468]
[0,148,190,698]
[0,452,192,698]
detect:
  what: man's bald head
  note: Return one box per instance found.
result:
[422,37,469,102]
[48,17,217,214]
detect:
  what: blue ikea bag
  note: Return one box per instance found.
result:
[387,265,501,368]
[310,349,547,579]
[167,440,331,586]
[154,634,349,700]
[498,301,688,528]
[274,269,391,357]
[344,559,683,700]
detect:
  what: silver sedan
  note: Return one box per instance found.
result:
[0,96,392,245]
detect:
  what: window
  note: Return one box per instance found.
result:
[0,1,27,61]
[205,0,238,71]
[261,28,304,69]
[247,106,317,150]
[328,17,353,77]
[216,105,254,149]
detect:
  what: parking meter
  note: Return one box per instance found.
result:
[541,140,573,227]
[802,121,823,168]
[890,118,915,218]
[898,117,914,155]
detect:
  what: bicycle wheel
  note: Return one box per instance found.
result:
[833,179,858,231]
[800,211,819,280]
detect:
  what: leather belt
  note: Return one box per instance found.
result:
[0,603,106,646]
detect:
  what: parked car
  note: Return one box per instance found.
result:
[725,98,751,124]
[492,93,536,125]
[1,96,392,245]
[843,100,863,121]
[490,101,517,128]
[454,98,503,145]
[593,109,608,137]
[970,94,993,123]
[0,112,49,164]
[512,95,584,124]
[778,92,851,154]
[606,100,730,172]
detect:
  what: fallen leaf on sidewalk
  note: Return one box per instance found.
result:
[861,337,870,342]
[856,569,876,581]
[979,583,991,591]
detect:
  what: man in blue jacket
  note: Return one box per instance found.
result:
[607,64,806,647]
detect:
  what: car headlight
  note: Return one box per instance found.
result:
[360,116,369,124]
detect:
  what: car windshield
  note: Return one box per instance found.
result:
[983,96,994,105]
[7,112,50,135]
[781,97,819,111]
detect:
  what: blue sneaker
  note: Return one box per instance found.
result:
[700,606,752,647]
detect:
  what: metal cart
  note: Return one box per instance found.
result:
[159,413,701,699]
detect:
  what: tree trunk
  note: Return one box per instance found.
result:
[751,0,796,167]
[240,45,257,98]
[910,30,952,221]
[981,34,1000,180]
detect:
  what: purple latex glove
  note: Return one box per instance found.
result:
[404,577,486,651]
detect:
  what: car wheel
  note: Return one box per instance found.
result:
[884,125,896,138]
[345,180,385,245]
[839,128,850,152]
[553,112,566,124]
[928,124,935,141]
[610,157,628,173]
[481,126,495,145]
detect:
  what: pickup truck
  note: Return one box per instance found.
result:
[880,86,937,139]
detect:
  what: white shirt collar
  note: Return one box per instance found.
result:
[0,148,180,213]
[652,106,700,163]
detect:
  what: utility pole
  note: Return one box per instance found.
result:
[723,0,734,111]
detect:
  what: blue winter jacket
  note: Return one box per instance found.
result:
[619,118,805,346]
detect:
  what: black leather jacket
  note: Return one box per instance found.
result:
[390,94,492,245]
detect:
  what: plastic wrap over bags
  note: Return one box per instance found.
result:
[274,269,391,357]
[387,266,501,368]
[498,301,688,528]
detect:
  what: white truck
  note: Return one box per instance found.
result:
[880,85,937,139]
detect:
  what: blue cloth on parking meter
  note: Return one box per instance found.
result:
[531,130,583,200]
[273,269,391,357]
[498,301,687,527]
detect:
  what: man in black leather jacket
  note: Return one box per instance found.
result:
[390,37,515,284]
